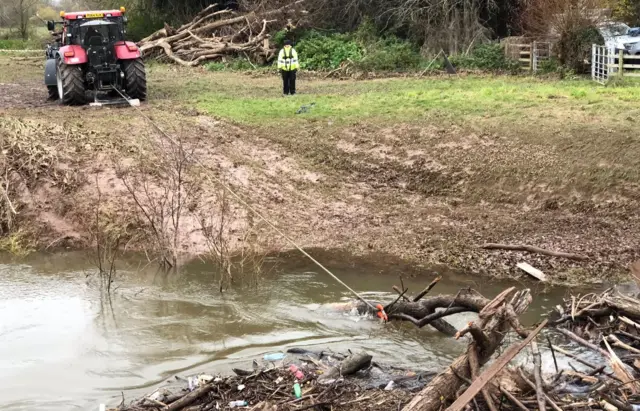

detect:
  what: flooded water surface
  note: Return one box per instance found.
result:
[0,250,586,410]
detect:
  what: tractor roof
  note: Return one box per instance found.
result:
[79,20,117,27]
[62,10,123,20]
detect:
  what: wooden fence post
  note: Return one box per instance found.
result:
[619,50,624,77]
[530,42,535,71]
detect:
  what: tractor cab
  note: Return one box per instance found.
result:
[43,7,147,106]
[77,20,122,47]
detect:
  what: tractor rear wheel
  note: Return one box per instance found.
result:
[47,86,58,101]
[122,59,147,101]
[56,60,85,105]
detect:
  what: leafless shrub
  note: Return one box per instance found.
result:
[523,0,606,72]
[117,134,201,271]
[198,186,274,292]
[86,175,137,294]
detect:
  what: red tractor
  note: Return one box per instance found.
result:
[44,7,147,106]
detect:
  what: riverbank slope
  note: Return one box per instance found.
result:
[1,54,639,284]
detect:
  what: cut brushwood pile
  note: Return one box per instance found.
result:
[137,1,306,66]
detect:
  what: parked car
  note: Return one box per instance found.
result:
[597,22,640,54]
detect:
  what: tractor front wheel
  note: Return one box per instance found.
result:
[122,59,147,101]
[56,60,85,105]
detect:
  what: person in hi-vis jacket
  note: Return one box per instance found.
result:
[277,40,299,95]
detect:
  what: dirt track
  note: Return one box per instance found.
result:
[0,81,53,109]
[2,56,639,285]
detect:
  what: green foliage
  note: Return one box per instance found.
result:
[356,37,422,71]
[557,26,604,74]
[295,31,363,70]
[449,43,520,72]
[606,0,640,26]
[0,37,44,50]
[272,29,288,48]
[206,62,226,72]
[205,58,257,72]
[123,12,165,42]
[293,24,423,72]
[536,58,561,75]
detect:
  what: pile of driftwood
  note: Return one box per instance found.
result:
[543,289,640,410]
[137,1,305,66]
[115,348,419,411]
[358,277,640,410]
[110,280,640,411]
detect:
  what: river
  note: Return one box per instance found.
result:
[0,249,592,410]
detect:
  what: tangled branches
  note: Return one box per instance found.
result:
[138,1,306,66]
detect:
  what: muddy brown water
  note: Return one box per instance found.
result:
[0,250,602,410]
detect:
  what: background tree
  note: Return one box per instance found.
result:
[12,0,41,39]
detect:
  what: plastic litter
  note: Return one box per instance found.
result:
[384,381,395,391]
[99,405,106,411]
[198,374,214,385]
[214,377,223,383]
[237,384,246,391]
[188,377,198,391]
[293,382,302,398]
[275,376,284,384]
[229,400,248,408]
[289,364,304,380]
[263,352,286,361]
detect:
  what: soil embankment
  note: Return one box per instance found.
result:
[1,54,639,284]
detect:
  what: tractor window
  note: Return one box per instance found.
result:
[80,23,123,47]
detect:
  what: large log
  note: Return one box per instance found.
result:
[319,351,372,381]
[402,288,532,411]
[357,289,491,336]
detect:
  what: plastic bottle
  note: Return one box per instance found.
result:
[263,353,285,361]
[229,400,248,408]
[293,383,302,399]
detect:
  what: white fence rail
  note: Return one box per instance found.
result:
[592,44,610,84]
[592,44,640,84]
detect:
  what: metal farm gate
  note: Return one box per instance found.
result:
[532,42,552,72]
[592,44,611,84]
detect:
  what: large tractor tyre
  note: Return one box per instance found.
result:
[122,59,147,101]
[56,60,85,105]
[47,86,59,101]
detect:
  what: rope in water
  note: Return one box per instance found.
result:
[114,88,377,311]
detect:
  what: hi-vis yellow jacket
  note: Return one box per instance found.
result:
[277,46,299,71]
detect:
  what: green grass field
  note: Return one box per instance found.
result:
[0,27,50,50]
[150,66,640,127]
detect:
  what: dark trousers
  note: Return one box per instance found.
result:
[281,70,296,95]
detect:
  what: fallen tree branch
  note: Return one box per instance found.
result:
[531,339,546,411]
[481,243,589,261]
[413,276,442,302]
[554,328,610,358]
[444,319,547,411]
[390,307,468,328]
[518,368,563,411]
[139,1,305,66]
[402,289,533,411]
[166,384,214,411]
